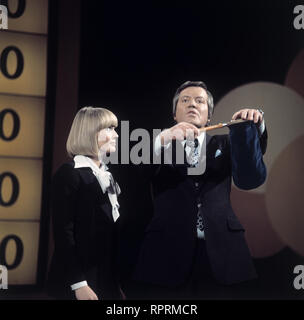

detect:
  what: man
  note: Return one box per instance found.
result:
[133,81,267,299]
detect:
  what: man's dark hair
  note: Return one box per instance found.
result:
[172,81,214,123]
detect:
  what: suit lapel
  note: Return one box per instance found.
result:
[76,167,114,223]
[198,134,229,196]
[101,202,114,222]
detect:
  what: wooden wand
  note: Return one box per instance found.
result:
[200,119,249,132]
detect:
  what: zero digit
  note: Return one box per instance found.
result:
[1,0,26,18]
[0,46,24,79]
[0,109,20,141]
[0,172,19,206]
[0,235,23,270]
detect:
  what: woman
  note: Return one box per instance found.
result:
[47,106,123,300]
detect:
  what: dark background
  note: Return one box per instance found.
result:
[77,0,304,299]
[79,0,303,128]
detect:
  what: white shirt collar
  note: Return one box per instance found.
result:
[74,155,107,171]
[74,155,97,169]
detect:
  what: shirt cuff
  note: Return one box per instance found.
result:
[155,132,171,156]
[71,281,88,291]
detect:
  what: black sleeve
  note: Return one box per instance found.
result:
[51,164,86,286]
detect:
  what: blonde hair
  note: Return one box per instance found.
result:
[66,106,118,159]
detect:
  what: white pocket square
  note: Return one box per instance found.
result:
[215,149,222,158]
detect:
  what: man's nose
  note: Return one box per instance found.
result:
[187,102,197,109]
[189,97,199,107]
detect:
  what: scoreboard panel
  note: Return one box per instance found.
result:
[0,0,49,285]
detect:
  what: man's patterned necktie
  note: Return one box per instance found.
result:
[185,138,199,167]
[185,139,204,237]
[197,205,204,234]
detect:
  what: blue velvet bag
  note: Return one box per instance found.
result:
[229,120,267,190]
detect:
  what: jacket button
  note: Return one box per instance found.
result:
[195,182,199,187]
[197,203,202,208]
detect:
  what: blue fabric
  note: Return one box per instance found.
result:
[229,121,267,190]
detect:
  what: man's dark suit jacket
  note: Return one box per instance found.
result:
[134,121,267,287]
[47,162,121,299]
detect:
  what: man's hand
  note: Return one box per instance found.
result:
[75,285,99,300]
[159,122,199,146]
[231,108,263,124]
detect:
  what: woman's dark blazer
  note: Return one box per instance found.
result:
[47,161,121,300]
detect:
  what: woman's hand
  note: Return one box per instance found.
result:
[75,285,99,300]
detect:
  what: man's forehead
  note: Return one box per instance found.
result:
[180,86,207,98]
